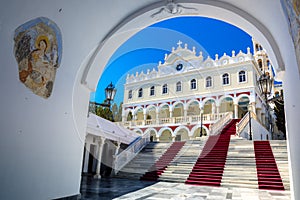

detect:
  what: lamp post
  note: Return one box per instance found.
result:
[248,104,252,140]
[101,82,117,108]
[257,72,273,137]
[200,109,204,137]
[89,82,117,119]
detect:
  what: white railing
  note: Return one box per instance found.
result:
[113,131,150,174]
[209,112,233,136]
[236,112,249,136]
[159,118,171,124]
[236,112,271,140]
[120,113,228,128]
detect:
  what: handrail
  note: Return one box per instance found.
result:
[113,131,150,174]
[236,111,270,140]
[236,111,257,136]
[236,112,249,136]
[209,112,233,136]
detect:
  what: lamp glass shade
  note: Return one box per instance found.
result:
[258,73,273,96]
[105,82,117,101]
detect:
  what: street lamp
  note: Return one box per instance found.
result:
[103,82,117,108]
[258,72,273,99]
[200,109,204,137]
[257,72,273,136]
[248,104,252,140]
[89,82,117,117]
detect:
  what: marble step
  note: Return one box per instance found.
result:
[221,182,258,189]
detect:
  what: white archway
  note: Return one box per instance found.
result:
[72,1,299,199]
[158,127,174,137]
[191,124,210,137]
[80,1,284,93]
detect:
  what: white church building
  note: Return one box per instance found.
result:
[121,39,274,142]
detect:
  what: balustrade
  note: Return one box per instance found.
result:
[119,112,229,128]
[114,131,150,174]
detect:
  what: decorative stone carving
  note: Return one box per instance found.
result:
[151,0,197,19]
[14,17,62,98]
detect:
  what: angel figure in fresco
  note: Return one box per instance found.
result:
[19,35,57,98]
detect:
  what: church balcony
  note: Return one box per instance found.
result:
[118,112,231,129]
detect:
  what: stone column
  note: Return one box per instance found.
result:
[184,109,187,120]
[143,108,147,124]
[172,136,176,142]
[94,138,106,179]
[234,104,239,119]
[114,141,121,156]
[216,105,220,120]
[211,102,215,114]
[169,111,173,123]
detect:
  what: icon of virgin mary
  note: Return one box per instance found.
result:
[14,17,62,98]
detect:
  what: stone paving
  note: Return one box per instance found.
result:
[80,176,291,200]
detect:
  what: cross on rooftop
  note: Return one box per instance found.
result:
[177,40,182,47]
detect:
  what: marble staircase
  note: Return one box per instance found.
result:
[270,140,290,190]
[158,138,207,183]
[114,129,290,192]
[221,136,258,189]
[254,141,284,190]
[140,141,186,181]
[185,119,239,186]
[115,142,171,179]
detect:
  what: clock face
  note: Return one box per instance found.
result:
[176,63,183,71]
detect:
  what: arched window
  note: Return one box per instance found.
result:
[206,76,212,87]
[255,44,259,51]
[190,79,197,90]
[239,71,246,82]
[150,86,155,96]
[128,90,132,99]
[258,59,263,70]
[162,84,168,94]
[176,81,182,92]
[222,73,229,85]
[138,88,143,98]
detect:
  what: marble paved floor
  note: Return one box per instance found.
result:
[80,176,291,200]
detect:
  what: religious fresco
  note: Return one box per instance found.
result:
[281,0,300,74]
[14,17,62,98]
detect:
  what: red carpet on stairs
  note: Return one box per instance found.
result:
[254,141,285,190]
[140,141,185,181]
[185,119,238,186]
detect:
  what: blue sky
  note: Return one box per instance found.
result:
[90,17,253,105]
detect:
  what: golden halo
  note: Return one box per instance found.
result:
[35,35,50,51]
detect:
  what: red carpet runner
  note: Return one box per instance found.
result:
[185,119,238,186]
[140,141,185,181]
[254,141,284,190]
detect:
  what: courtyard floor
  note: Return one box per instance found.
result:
[80,176,291,200]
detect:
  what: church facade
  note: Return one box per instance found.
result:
[121,40,273,142]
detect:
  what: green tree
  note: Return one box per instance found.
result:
[88,102,96,114]
[116,102,123,122]
[109,102,123,122]
[95,106,114,121]
[111,103,118,121]
[274,99,286,139]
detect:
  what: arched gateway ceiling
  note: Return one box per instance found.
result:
[79,0,285,93]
